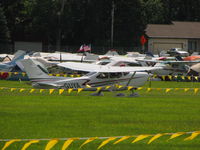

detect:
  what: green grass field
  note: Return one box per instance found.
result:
[0,80,200,150]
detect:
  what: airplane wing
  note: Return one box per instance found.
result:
[58,62,162,73]
[136,59,200,64]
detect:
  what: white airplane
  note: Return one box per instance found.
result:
[21,59,162,95]
[41,52,99,63]
[0,50,28,72]
[135,58,200,76]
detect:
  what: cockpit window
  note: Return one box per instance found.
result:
[96,73,109,79]
[110,73,122,78]
[98,62,110,65]
[123,72,129,76]
[127,63,142,66]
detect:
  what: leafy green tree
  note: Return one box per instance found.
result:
[162,0,200,22]
[0,6,10,52]
[141,0,168,24]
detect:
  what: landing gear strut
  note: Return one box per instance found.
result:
[128,88,139,97]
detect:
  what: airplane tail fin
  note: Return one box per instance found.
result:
[8,50,27,65]
[145,51,154,57]
[84,52,99,61]
[20,58,50,80]
[175,55,183,61]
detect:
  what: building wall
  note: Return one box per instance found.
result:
[15,41,42,52]
[148,38,188,54]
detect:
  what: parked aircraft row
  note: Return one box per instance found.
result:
[0,49,200,81]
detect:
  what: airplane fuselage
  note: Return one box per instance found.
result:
[32,71,149,90]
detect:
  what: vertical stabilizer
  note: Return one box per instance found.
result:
[20,59,50,80]
[8,50,27,65]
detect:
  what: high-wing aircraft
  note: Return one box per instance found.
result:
[135,58,200,76]
[21,59,162,94]
[0,50,28,72]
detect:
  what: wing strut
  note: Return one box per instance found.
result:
[126,71,136,86]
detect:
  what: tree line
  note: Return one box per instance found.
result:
[0,0,200,53]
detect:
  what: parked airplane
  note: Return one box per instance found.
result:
[135,58,200,76]
[0,50,28,72]
[21,59,162,95]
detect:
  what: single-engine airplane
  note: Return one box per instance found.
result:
[21,59,162,96]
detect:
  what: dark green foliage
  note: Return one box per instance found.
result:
[0,6,10,52]
[0,0,200,52]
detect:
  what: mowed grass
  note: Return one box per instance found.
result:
[0,80,200,149]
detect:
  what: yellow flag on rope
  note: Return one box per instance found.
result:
[162,76,165,81]
[80,137,98,149]
[59,89,64,95]
[118,85,123,89]
[168,132,185,141]
[105,86,111,90]
[21,140,39,150]
[20,88,25,92]
[2,139,21,150]
[49,89,54,94]
[194,88,199,94]
[40,89,44,93]
[10,88,16,92]
[132,135,151,143]
[137,87,143,90]
[22,72,26,77]
[77,88,83,94]
[195,76,198,81]
[97,137,117,149]
[147,88,152,92]
[56,74,60,77]
[62,138,78,150]
[70,75,74,77]
[115,84,119,88]
[68,88,73,94]
[181,76,185,80]
[8,72,12,77]
[30,89,35,93]
[184,131,200,141]
[187,76,191,80]
[96,87,102,92]
[113,136,131,145]
[127,86,133,91]
[165,88,171,93]
[64,74,67,77]
[168,75,172,80]
[45,139,58,150]
[148,134,163,144]
[14,72,18,75]
[184,88,189,92]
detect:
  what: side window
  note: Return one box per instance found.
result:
[96,73,109,79]
[110,73,122,78]
[123,72,129,76]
